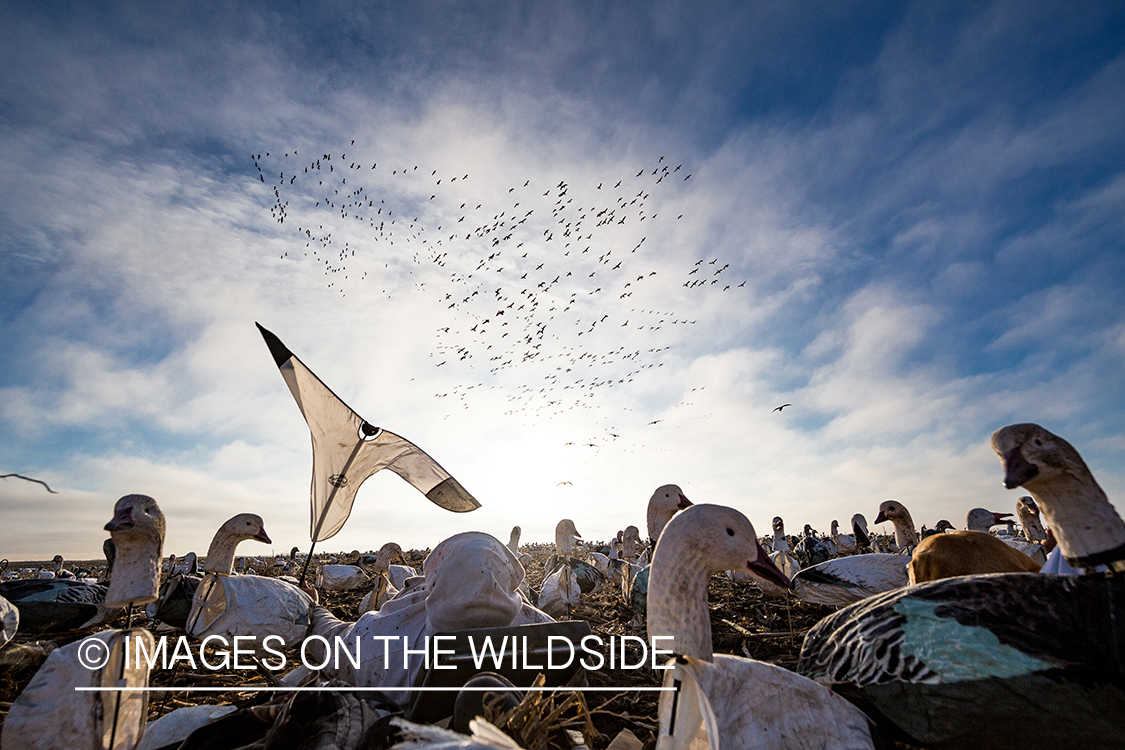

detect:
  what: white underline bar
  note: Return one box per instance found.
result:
[75,686,673,693]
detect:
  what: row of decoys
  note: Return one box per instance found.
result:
[2,422,1122,750]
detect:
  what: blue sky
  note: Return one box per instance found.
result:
[2,1,1124,560]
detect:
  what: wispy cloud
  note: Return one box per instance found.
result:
[1,2,1123,558]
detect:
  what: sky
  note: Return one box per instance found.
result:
[2,1,1125,561]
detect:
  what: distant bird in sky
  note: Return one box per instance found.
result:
[773,404,792,412]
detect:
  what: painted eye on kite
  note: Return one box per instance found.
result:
[359,423,382,440]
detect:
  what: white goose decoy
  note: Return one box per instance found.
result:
[647,484,693,544]
[538,519,585,618]
[873,500,918,551]
[770,517,791,553]
[3,494,164,750]
[621,524,644,562]
[622,486,696,613]
[0,593,17,646]
[831,520,856,556]
[316,550,371,591]
[188,514,313,649]
[649,505,874,750]
[796,423,1125,749]
[965,507,1011,532]
[37,555,65,580]
[1001,496,1049,564]
[1016,496,1048,542]
[358,542,410,613]
[507,525,521,557]
[752,517,799,598]
[791,553,910,607]
[995,423,1125,572]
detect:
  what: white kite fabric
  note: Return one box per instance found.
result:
[257,323,480,542]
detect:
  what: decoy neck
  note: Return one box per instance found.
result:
[203,513,272,575]
[648,504,789,661]
[993,423,1125,569]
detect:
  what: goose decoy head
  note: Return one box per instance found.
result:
[935,519,954,532]
[218,513,272,544]
[966,507,1012,531]
[105,494,166,539]
[875,500,908,524]
[991,423,1086,489]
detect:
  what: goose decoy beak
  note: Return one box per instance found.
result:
[748,538,792,590]
[254,528,272,544]
[1002,446,1039,488]
[105,505,134,531]
[677,493,693,509]
[874,510,888,524]
[992,512,1013,525]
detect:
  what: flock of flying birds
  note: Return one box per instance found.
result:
[253,143,765,433]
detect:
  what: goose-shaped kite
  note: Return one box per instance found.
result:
[257,324,479,572]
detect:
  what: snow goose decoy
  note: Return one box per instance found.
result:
[540,519,601,618]
[507,525,521,557]
[873,500,917,552]
[316,549,371,590]
[796,423,1125,748]
[965,507,1011,532]
[998,496,1051,564]
[995,423,1125,572]
[3,494,164,750]
[0,592,16,646]
[358,542,412,613]
[646,483,693,545]
[187,513,313,649]
[621,486,695,615]
[831,520,856,555]
[1016,495,1048,542]
[791,553,910,607]
[649,504,874,750]
[794,525,831,568]
[748,517,799,598]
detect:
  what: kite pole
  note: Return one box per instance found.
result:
[297,436,367,587]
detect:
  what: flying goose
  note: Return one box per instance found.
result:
[648,504,874,750]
